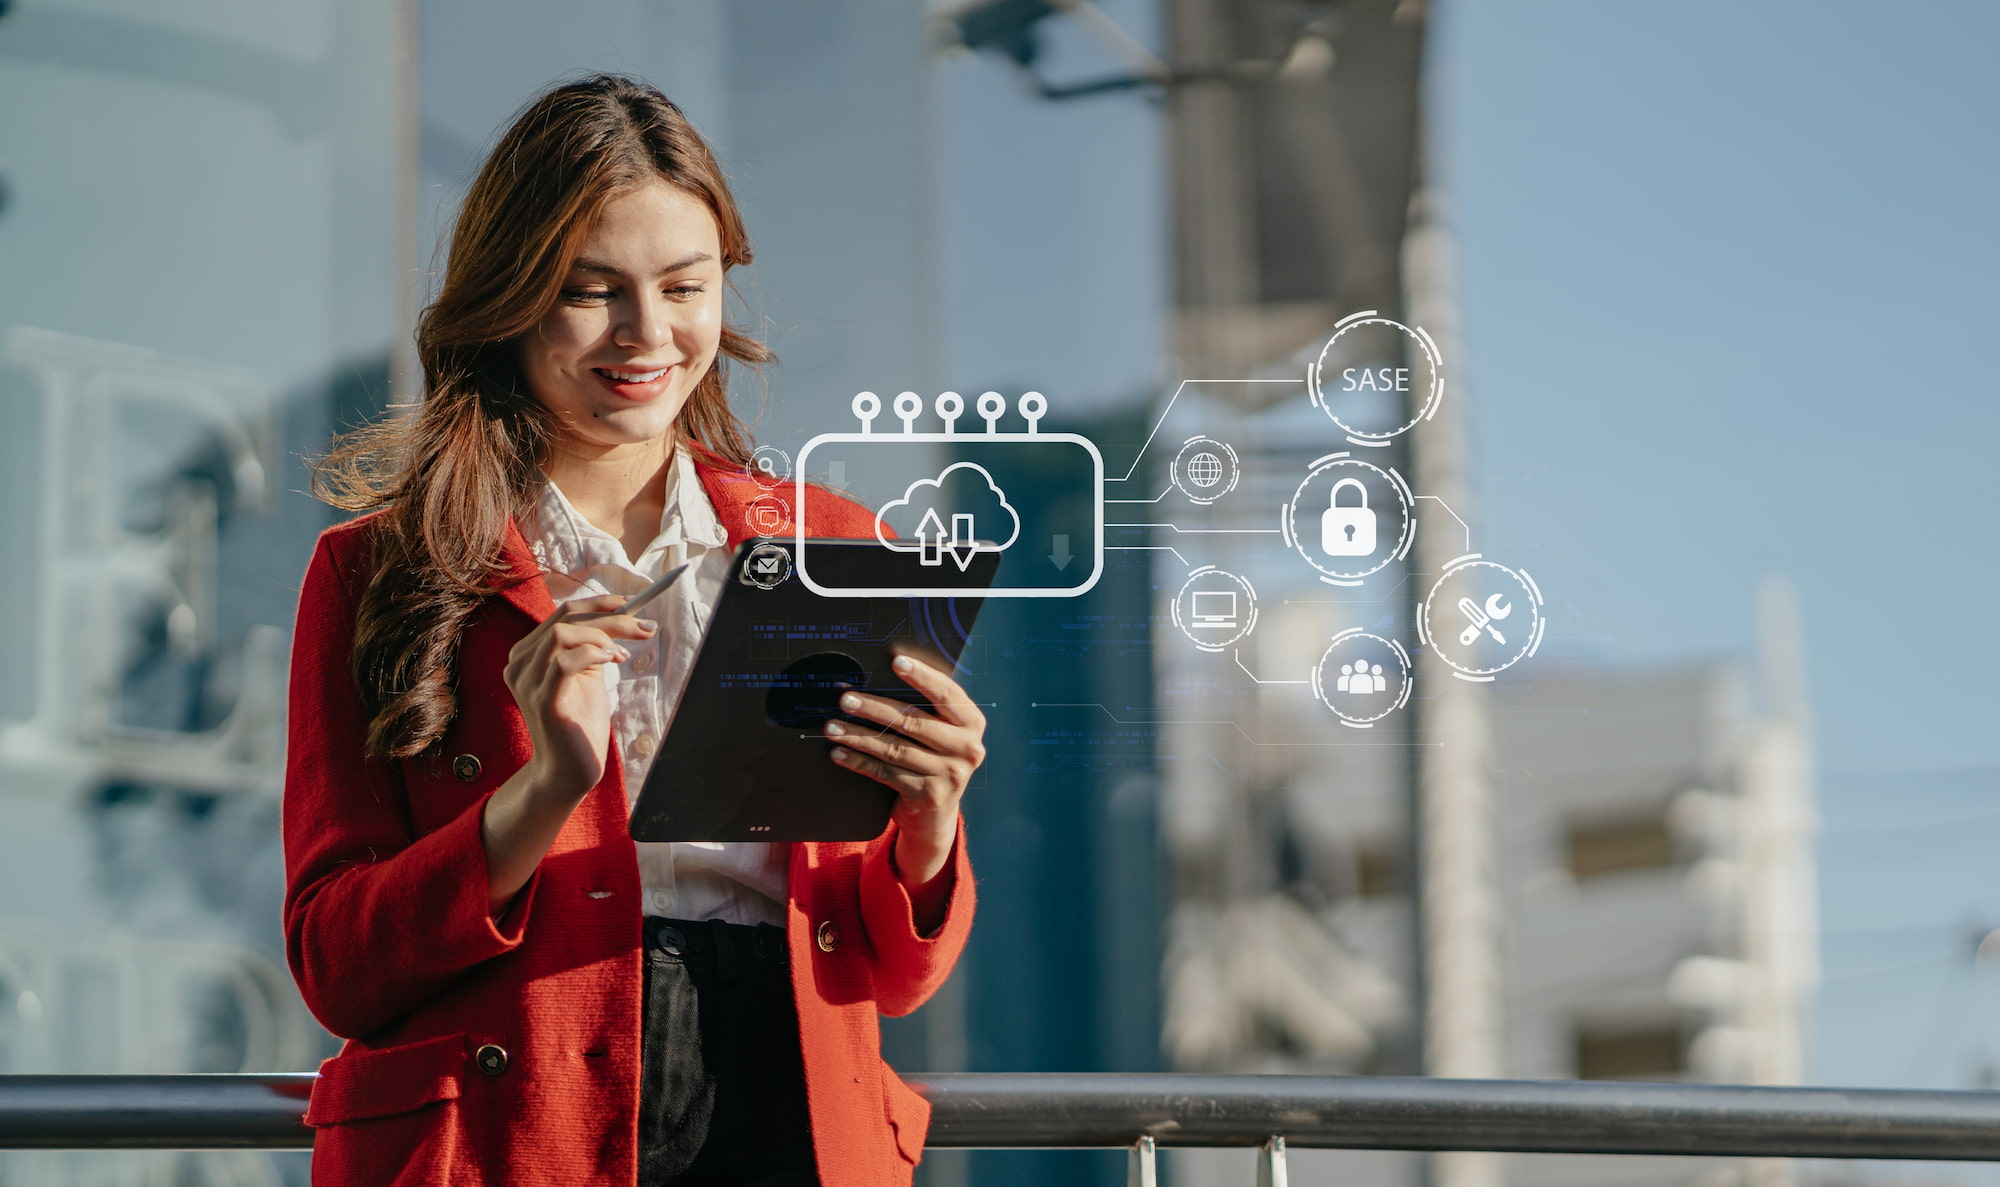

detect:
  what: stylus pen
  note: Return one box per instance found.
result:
[574,562,690,620]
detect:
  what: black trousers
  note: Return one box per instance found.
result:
[638,916,819,1187]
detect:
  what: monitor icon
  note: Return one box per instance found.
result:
[1190,590,1238,628]
[1171,567,1257,652]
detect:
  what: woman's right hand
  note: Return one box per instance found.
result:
[502,593,656,801]
[484,594,655,912]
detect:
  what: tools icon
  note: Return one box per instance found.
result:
[1418,555,1545,682]
[1456,593,1512,646]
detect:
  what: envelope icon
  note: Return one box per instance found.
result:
[752,553,784,574]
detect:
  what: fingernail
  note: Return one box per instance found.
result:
[840,693,861,711]
[824,720,846,737]
[638,620,657,634]
[611,645,630,661]
[831,747,851,763]
[893,656,914,673]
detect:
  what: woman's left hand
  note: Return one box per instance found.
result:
[824,654,985,890]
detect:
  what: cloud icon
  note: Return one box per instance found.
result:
[875,462,1022,570]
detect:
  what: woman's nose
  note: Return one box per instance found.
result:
[614,292,678,356]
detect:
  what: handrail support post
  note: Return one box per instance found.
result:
[1129,1134,1157,1187]
[1256,1135,1288,1187]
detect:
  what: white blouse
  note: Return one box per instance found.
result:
[523,446,786,926]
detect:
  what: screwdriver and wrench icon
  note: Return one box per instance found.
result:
[1457,593,1512,646]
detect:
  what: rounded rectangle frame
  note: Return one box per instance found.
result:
[793,430,1105,598]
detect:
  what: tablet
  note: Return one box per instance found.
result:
[629,538,998,842]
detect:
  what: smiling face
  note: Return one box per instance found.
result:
[517,178,726,460]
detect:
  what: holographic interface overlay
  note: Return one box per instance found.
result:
[793,391,1104,598]
[1106,311,1546,728]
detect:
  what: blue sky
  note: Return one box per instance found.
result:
[1435,0,2000,1116]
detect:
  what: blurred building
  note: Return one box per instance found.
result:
[0,2,408,1183]
[1499,628,1818,1187]
[1145,4,1818,1187]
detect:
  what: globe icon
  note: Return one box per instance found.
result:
[1187,452,1225,487]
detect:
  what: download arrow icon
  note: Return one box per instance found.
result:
[1049,534,1073,571]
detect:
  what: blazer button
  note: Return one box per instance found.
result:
[452,754,482,782]
[475,1044,508,1076]
[816,920,840,953]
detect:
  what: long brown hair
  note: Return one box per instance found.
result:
[313,74,770,760]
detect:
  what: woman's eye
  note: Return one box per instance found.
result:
[666,284,706,300]
[561,288,611,304]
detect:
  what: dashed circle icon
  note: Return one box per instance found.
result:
[745,446,793,488]
[1311,629,1413,728]
[745,494,792,537]
[1170,566,1257,653]
[739,542,794,589]
[1417,554,1545,681]
[1307,311,1443,445]
[1171,436,1240,504]
[1281,453,1415,585]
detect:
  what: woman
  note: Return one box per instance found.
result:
[285,74,983,1187]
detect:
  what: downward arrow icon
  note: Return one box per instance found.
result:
[1049,534,1072,571]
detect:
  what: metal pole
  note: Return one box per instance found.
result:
[914,1074,2000,1159]
[1404,158,1506,1187]
[17,1073,2000,1159]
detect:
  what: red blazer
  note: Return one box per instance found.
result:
[283,459,974,1186]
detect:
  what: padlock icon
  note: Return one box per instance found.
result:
[1321,478,1377,556]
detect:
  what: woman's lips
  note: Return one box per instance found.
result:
[591,365,674,402]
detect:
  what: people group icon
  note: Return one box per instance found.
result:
[1337,661,1388,695]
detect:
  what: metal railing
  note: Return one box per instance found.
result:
[6,1073,2000,1182]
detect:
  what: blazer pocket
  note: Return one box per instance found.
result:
[882,1069,932,1166]
[305,1033,467,1126]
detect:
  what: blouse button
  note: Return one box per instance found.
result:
[632,649,655,673]
[631,735,658,760]
[452,754,482,783]
[816,920,840,953]
[474,1044,509,1076]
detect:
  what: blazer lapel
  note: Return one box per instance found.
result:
[494,518,556,624]
[694,451,771,551]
